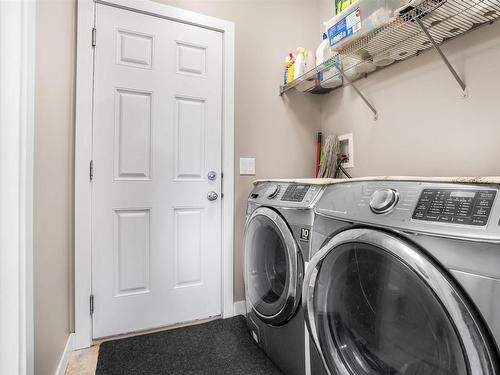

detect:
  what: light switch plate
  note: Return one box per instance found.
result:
[240,158,256,175]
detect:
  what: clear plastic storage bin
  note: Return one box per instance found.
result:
[325,0,411,51]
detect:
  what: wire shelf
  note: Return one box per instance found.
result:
[280,0,500,95]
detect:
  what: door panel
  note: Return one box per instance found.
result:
[114,89,152,180]
[116,29,153,69]
[176,42,207,77]
[114,209,150,296]
[92,4,223,338]
[174,97,206,180]
[173,208,204,288]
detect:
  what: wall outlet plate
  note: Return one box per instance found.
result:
[240,158,256,175]
[338,133,354,168]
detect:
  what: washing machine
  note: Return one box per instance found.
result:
[244,181,326,375]
[304,180,500,375]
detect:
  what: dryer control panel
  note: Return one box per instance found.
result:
[281,184,310,202]
[412,189,497,226]
[248,182,324,209]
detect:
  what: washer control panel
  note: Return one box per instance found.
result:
[315,181,500,241]
[281,184,311,202]
[412,189,497,226]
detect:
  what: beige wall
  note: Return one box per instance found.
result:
[320,20,500,177]
[34,0,76,374]
[33,1,319,372]
[153,0,322,300]
[319,0,335,33]
[31,0,500,373]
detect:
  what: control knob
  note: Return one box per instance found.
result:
[370,188,399,214]
[267,184,281,199]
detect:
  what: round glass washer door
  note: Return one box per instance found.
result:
[244,207,303,325]
[304,228,499,375]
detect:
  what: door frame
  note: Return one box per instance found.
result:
[75,0,235,349]
[0,0,36,373]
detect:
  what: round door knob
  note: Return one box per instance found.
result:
[207,171,217,181]
[207,191,219,201]
[369,188,399,214]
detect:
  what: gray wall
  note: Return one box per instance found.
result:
[320,4,500,177]
[34,0,76,374]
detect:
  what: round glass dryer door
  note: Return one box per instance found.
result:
[304,228,499,375]
[244,207,303,325]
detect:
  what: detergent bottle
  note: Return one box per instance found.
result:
[316,33,332,66]
[336,0,359,14]
[294,48,306,80]
[283,57,289,86]
[286,53,295,84]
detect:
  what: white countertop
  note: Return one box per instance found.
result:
[253,176,500,186]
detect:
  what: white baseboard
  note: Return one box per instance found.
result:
[233,300,246,316]
[55,333,74,375]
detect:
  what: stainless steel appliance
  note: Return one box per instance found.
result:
[244,181,325,375]
[305,180,500,375]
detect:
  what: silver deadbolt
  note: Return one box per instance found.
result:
[207,171,217,181]
[207,191,219,201]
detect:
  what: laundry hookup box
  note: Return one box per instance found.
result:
[325,0,412,51]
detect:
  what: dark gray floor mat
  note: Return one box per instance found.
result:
[96,316,284,375]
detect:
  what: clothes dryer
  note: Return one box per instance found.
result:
[305,180,500,375]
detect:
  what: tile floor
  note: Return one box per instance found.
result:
[65,345,99,375]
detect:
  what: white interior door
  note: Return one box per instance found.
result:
[92,3,223,338]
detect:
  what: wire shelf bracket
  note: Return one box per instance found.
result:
[415,18,468,98]
[336,66,379,121]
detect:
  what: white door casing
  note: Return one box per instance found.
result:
[92,3,223,338]
[0,0,35,373]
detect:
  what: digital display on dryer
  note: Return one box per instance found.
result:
[450,191,476,198]
[281,185,310,202]
[412,189,497,226]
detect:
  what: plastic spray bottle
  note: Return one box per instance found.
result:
[284,57,289,86]
[294,48,306,80]
[286,53,295,84]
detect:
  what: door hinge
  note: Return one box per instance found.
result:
[92,28,96,47]
[90,294,95,316]
[221,172,224,198]
[90,160,94,181]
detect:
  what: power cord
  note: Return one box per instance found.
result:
[334,155,352,179]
